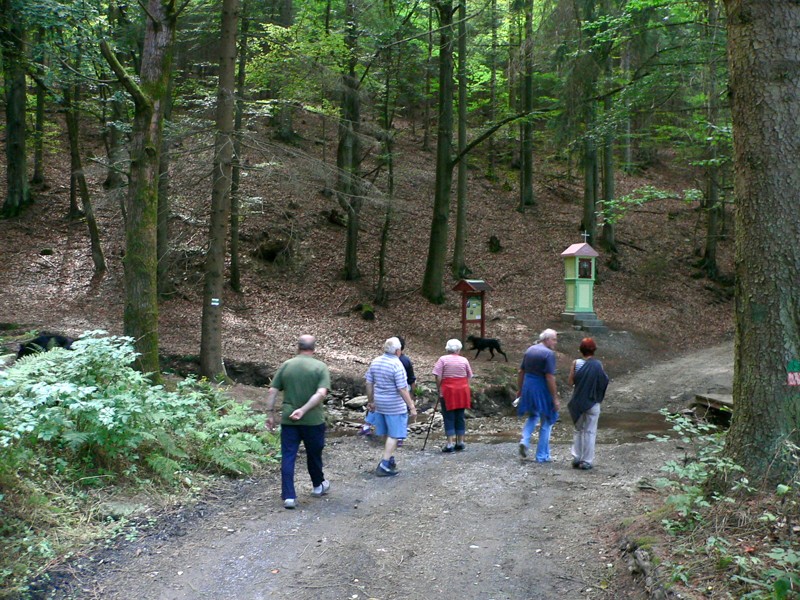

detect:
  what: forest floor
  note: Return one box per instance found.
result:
[40,341,733,600]
[0,111,736,598]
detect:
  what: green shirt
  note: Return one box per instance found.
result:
[270,354,331,426]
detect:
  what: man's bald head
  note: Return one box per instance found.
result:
[298,335,316,352]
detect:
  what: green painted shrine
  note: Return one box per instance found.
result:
[560,242,608,334]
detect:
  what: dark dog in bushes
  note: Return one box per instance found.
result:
[466,335,508,362]
[17,333,74,358]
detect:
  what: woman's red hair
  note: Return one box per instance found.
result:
[579,338,597,356]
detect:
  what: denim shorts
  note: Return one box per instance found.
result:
[372,413,408,440]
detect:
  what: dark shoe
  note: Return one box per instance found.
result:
[578,461,593,470]
[375,461,398,477]
[572,460,581,469]
[518,443,528,458]
[454,443,466,452]
[442,443,456,453]
[388,456,396,469]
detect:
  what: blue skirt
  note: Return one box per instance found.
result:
[517,373,557,421]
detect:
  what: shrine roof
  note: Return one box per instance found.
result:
[560,243,599,258]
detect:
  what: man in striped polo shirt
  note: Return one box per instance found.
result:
[365,337,417,476]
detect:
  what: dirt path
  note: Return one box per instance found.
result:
[48,343,733,600]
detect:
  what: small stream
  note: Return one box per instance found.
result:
[330,409,675,447]
[473,410,671,445]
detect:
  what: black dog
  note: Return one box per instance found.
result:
[17,333,74,358]
[466,335,508,362]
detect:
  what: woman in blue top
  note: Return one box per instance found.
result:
[517,328,561,462]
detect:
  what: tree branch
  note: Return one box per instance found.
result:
[136,0,160,24]
[176,0,193,17]
[451,111,544,168]
[99,39,151,110]
[57,56,118,85]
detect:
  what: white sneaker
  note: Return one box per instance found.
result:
[284,498,296,509]
[311,480,330,497]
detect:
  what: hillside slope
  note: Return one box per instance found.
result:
[0,113,734,377]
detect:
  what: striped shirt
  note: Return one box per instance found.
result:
[432,354,473,380]
[365,353,409,415]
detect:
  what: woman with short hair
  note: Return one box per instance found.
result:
[433,339,474,453]
[567,337,609,470]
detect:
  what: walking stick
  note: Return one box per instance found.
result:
[421,396,441,451]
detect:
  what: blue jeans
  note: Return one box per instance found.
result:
[520,413,556,462]
[442,407,466,437]
[280,423,326,500]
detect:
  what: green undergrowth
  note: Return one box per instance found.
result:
[0,331,280,598]
[644,410,800,599]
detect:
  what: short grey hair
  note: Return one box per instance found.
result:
[384,337,402,353]
[538,328,558,342]
[445,338,463,353]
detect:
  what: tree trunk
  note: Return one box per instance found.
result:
[230,4,249,294]
[375,64,396,307]
[374,203,392,307]
[157,78,175,297]
[100,0,178,378]
[508,8,521,169]
[486,0,498,180]
[104,1,130,191]
[700,0,721,280]
[582,131,598,245]
[64,86,107,275]
[579,0,599,245]
[104,94,128,190]
[1,0,30,217]
[67,52,84,220]
[601,54,617,254]
[722,0,800,484]
[337,74,362,281]
[337,0,362,281]
[278,0,292,26]
[507,6,519,114]
[32,27,47,187]
[200,0,239,380]
[422,0,455,304]
[272,0,294,141]
[452,0,468,279]
[518,0,534,210]
[422,6,433,152]
[620,40,633,173]
[374,129,393,307]
[600,124,616,253]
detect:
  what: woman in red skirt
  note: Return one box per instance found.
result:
[433,339,474,452]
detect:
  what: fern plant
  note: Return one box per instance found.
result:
[0,331,274,482]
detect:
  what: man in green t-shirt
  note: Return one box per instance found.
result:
[266,335,331,509]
